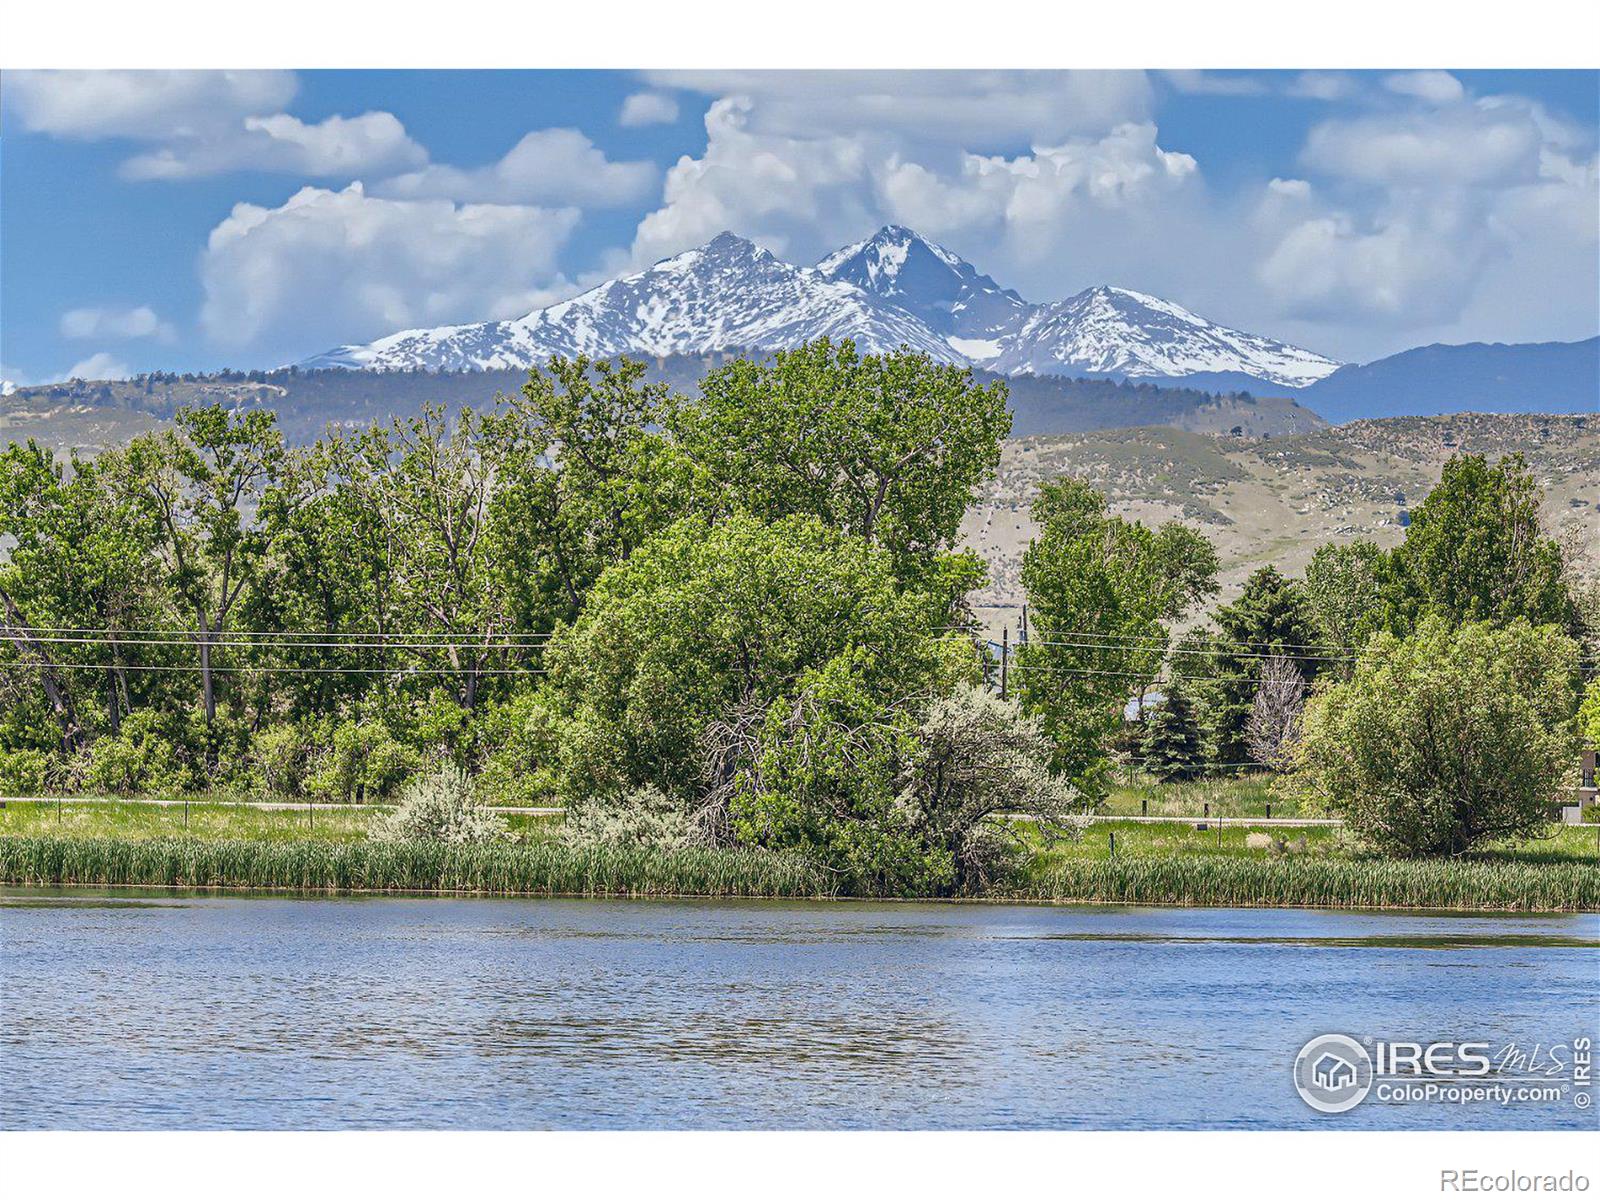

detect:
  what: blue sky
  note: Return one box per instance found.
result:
[2,68,1596,384]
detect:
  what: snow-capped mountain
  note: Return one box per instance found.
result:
[302,232,961,372]
[815,225,1028,357]
[301,225,1341,391]
[984,286,1340,389]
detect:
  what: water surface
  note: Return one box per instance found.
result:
[2,890,1595,1130]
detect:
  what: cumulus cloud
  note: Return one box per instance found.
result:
[198,184,582,359]
[1285,72,1359,102]
[1161,70,1268,97]
[1384,70,1465,106]
[63,352,131,381]
[6,69,426,183]
[5,70,297,139]
[626,70,1596,361]
[630,87,1203,300]
[619,92,680,127]
[375,128,656,206]
[1255,92,1598,339]
[122,111,427,181]
[59,305,175,342]
[1302,101,1545,186]
[646,70,1154,144]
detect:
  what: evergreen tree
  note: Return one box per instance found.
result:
[1208,565,1322,765]
[1141,684,1203,782]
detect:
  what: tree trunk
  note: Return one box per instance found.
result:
[0,584,87,756]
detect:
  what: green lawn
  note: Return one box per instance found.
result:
[0,799,560,843]
[1099,772,1303,818]
[1025,817,1600,866]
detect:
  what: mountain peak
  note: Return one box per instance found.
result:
[298,227,1342,390]
[817,225,1027,345]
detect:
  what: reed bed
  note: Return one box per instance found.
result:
[0,835,833,899]
[1015,855,1600,912]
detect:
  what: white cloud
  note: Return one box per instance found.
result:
[1384,70,1465,106]
[7,70,426,183]
[5,70,296,139]
[1256,92,1599,340]
[1285,72,1359,102]
[64,352,131,381]
[631,89,1202,294]
[1302,100,1546,187]
[1161,70,1268,97]
[59,305,175,343]
[646,70,1154,144]
[631,96,883,265]
[619,92,680,127]
[375,128,656,207]
[198,184,582,359]
[122,111,427,181]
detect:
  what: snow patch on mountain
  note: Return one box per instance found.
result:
[300,225,1342,390]
[985,286,1341,389]
[816,225,1027,342]
[302,232,961,372]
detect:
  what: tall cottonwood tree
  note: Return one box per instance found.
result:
[676,339,1011,599]
[119,406,286,735]
[1018,477,1218,793]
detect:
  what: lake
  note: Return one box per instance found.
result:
[2,890,1595,1130]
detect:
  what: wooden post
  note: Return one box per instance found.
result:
[1109,830,1115,856]
[1266,802,1272,820]
[1000,627,1009,700]
[1141,798,1148,817]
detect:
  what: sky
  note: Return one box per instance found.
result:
[2,68,1597,385]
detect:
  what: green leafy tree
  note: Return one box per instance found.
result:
[498,356,686,630]
[1294,618,1581,856]
[676,339,1011,595]
[1303,539,1384,667]
[1140,684,1204,782]
[1579,680,1600,747]
[241,440,397,721]
[545,512,949,808]
[118,405,285,734]
[1383,453,1575,633]
[0,443,170,756]
[329,406,520,715]
[1018,477,1217,793]
[1207,566,1323,766]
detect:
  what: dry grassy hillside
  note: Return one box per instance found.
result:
[961,412,1600,635]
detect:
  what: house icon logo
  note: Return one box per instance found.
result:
[1294,1034,1373,1113]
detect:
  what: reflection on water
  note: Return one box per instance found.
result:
[2,889,1595,1130]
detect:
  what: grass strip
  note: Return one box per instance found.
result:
[1014,856,1600,912]
[0,835,833,899]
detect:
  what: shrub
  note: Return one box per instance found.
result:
[372,769,508,844]
[1580,681,1600,747]
[1293,618,1581,857]
[546,513,946,805]
[0,748,52,795]
[894,683,1083,892]
[74,709,202,795]
[477,692,563,806]
[250,725,307,796]
[304,718,421,803]
[565,784,703,851]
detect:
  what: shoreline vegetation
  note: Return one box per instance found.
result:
[3,833,1595,912]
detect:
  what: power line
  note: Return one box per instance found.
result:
[1,632,553,653]
[25,661,549,676]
